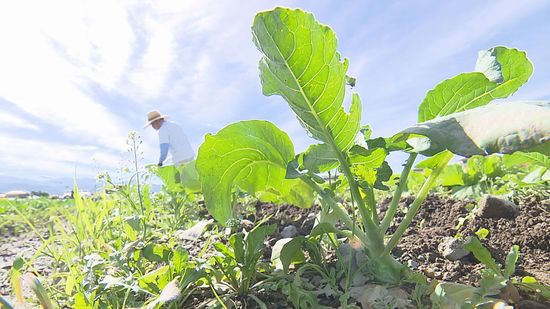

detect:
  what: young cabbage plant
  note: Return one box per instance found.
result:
[196,7,549,283]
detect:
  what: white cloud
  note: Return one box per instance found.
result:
[345,0,548,136]
[0,112,40,131]
[0,0,133,152]
[0,134,121,178]
[127,12,175,99]
[38,0,135,90]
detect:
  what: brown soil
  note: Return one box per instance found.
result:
[385,194,550,287]
[251,193,550,307]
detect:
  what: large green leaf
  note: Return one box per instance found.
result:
[301,144,339,173]
[154,165,184,193]
[481,155,504,178]
[151,162,201,194]
[402,101,550,157]
[438,164,465,187]
[503,151,550,168]
[430,282,476,308]
[180,161,201,193]
[252,7,361,152]
[348,146,391,189]
[419,46,533,122]
[196,120,313,225]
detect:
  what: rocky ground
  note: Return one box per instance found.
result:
[253,193,550,307]
[0,230,52,297]
[388,194,550,287]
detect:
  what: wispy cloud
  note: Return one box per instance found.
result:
[0,0,548,183]
[0,1,133,148]
[337,0,549,136]
[0,134,120,178]
[127,15,175,99]
[0,112,40,131]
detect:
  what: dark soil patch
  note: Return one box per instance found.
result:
[252,194,550,307]
[254,202,320,258]
[384,194,550,287]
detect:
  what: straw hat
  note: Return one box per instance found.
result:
[144,110,166,127]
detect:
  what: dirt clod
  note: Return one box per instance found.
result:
[477,195,519,219]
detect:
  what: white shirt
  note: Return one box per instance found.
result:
[158,120,194,164]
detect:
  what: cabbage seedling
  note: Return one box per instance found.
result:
[196,7,549,283]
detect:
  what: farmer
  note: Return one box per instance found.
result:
[144,110,195,167]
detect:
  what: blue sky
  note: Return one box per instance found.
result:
[1,0,549,182]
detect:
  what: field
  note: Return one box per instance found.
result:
[1,7,550,309]
[1,177,549,308]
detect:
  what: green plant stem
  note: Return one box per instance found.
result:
[332,151,387,255]
[209,283,229,309]
[301,177,369,245]
[335,150,377,230]
[131,138,146,239]
[382,151,453,256]
[380,153,418,234]
[301,176,367,243]
[362,185,379,224]
[268,22,374,232]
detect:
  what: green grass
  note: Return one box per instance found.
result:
[0,197,71,235]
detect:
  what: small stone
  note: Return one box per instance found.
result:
[355,249,368,266]
[426,252,437,263]
[337,244,354,259]
[424,268,436,278]
[347,272,368,287]
[438,237,470,261]
[280,225,298,238]
[407,260,419,269]
[477,195,519,219]
[241,219,254,230]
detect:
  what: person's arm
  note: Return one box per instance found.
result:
[158,143,169,166]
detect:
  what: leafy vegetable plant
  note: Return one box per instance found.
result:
[196,7,549,284]
[408,151,549,199]
[208,221,276,307]
[149,162,202,229]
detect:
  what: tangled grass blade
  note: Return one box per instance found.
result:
[0,295,16,309]
[22,273,54,309]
